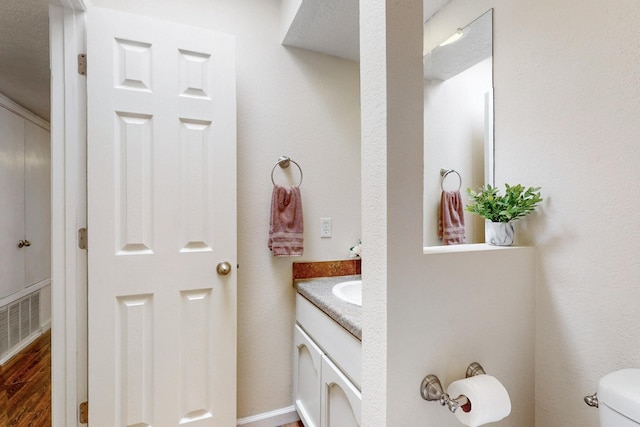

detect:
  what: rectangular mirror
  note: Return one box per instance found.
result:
[423,8,494,247]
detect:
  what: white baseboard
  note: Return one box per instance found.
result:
[0,326,50,365]
[237,405,300,427]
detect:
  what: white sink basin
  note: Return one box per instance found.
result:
[331,280,362,307]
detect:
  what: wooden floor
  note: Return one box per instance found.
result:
[0,331,298,427]
[0,330,51,427]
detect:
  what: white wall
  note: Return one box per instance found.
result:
[359,0,390,424]
[390,248,535,426]
[362,1,535,425]
[494,1,640,425]
[363,0,640,426]
[88,0,362,419]
[360,0,426,425]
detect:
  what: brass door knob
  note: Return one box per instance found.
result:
[216,261,232,276]
[18,240,31,248]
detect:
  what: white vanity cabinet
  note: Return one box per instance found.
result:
[294,294,361,427]
[294,325,323,426]
[320,354,361,427]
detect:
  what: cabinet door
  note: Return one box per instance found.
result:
[24,121,50,286]
[321,355,361,427]
[0,107,26,297]
[294,325,323,427]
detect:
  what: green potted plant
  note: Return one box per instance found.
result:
[465,183,543,246]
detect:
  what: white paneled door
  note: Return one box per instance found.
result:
[87,7,237,426]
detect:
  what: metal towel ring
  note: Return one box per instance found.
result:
[440,168,461,191]
[271,156,303,187]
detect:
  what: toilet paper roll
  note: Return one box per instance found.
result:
[446,374,511,427]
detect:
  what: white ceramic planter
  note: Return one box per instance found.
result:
[485,221,515,246]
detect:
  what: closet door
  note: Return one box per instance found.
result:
[24,121,51,287]
[0,107,26,297]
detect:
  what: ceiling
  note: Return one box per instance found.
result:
[0,0,50,121]
[283,0,451,61]
[0,0,448,122]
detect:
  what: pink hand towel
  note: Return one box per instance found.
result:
[438,190,466,245]
[269,185,304,256]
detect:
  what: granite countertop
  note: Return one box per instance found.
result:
[294,275,362,341]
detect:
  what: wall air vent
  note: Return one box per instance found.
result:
[0,289,41,364]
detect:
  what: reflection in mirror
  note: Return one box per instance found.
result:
[423,9,493,247]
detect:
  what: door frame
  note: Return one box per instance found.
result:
[50,1,87,426]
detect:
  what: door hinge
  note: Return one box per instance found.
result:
[79,401,88,424]
[78,227,88,250]
[78,53,87,75]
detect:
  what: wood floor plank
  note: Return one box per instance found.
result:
[1,330,51,427]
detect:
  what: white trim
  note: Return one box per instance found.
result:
[57,0,86,12]
[423,243,529,254]
[236,406,300,427]
[0,93,50,130]
[50,2,87,427]
[0,325,51,365]
[0,279,51,308]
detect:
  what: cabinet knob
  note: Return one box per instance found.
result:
[18,239,31,248]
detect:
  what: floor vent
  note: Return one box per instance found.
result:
[0,289,41,363]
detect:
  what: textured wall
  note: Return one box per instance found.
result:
[388,248,535,426]
[374,0,640,426]
[361,1,535,425]
[496,0,639,424]
[493,0,640,425]
[359,0,389,424]
[0,0,50,120]
[360,0,428,424]
[90,0,362,419]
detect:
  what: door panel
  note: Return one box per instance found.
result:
[0,107,26,297]
[87,7,236,426]
[294,325,322,427]
[24,121,51,286]
[321,356,361,427]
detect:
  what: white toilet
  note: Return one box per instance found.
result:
[598,368,640,426]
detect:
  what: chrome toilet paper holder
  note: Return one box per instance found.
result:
[420,362,486,413]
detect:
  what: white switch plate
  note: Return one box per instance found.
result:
[320,218,332,238]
